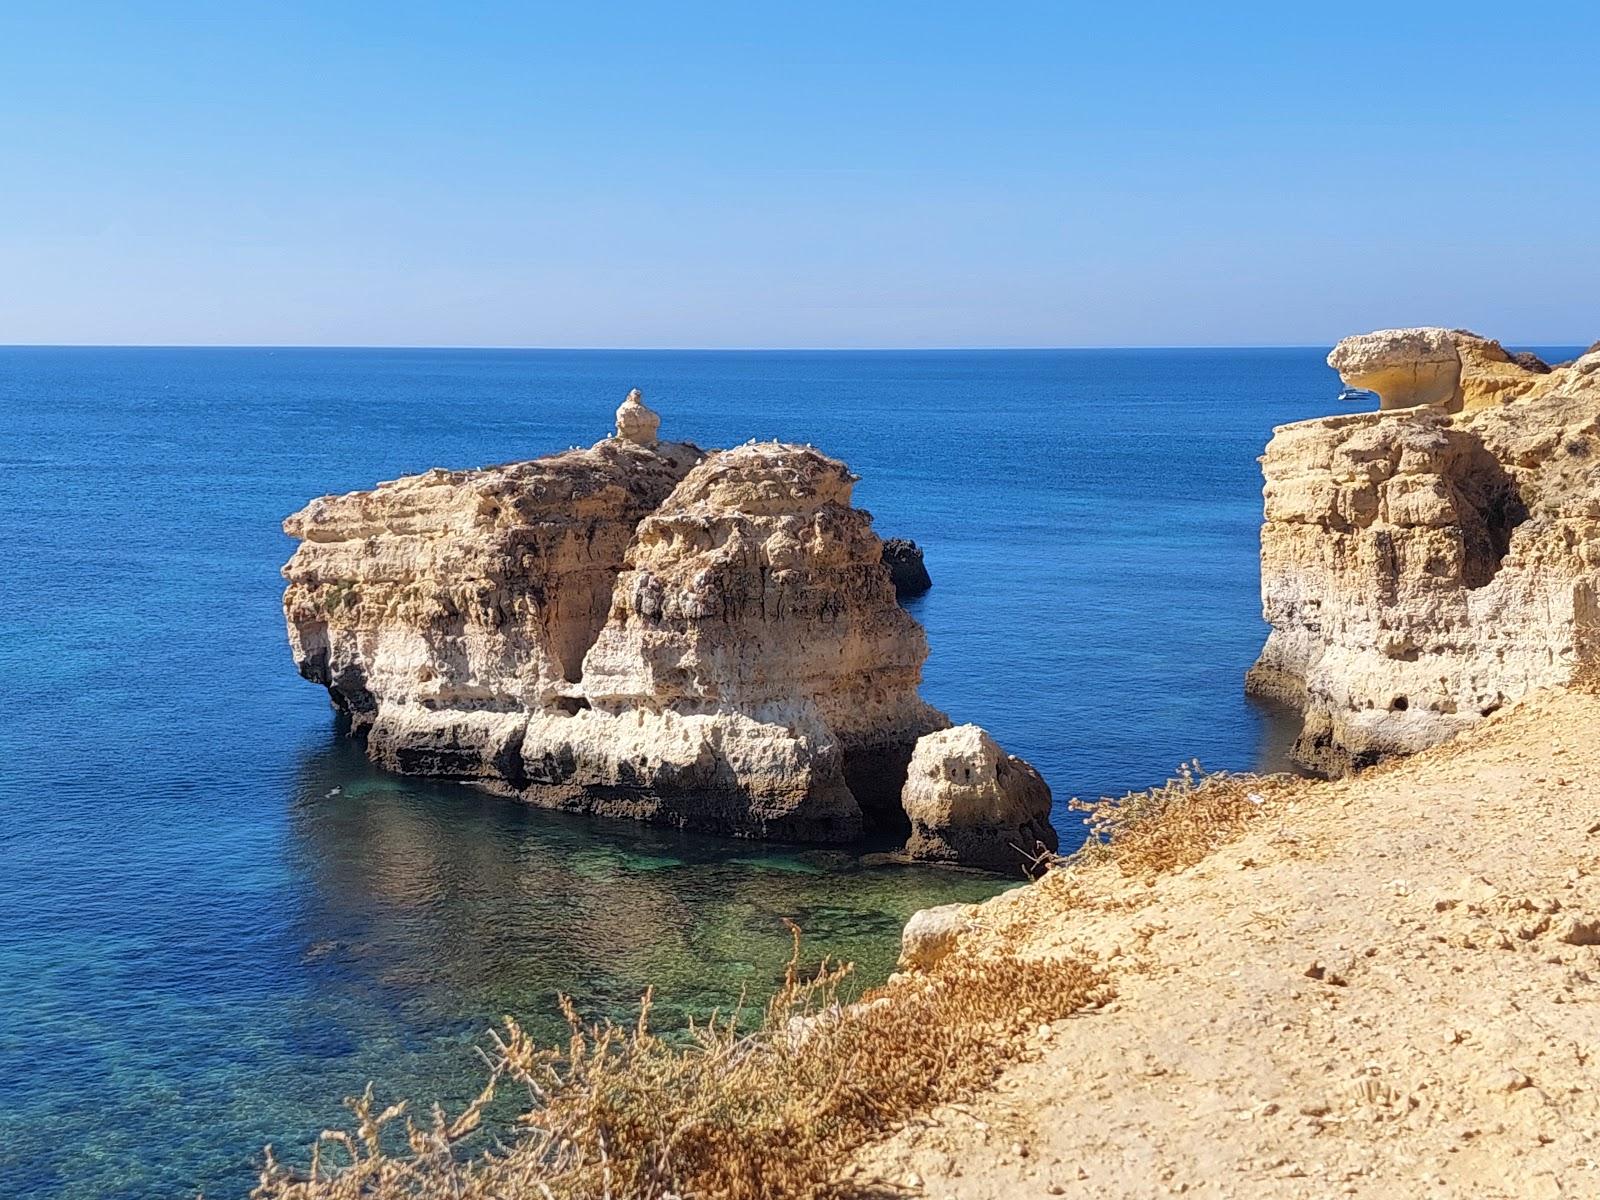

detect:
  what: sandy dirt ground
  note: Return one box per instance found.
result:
[844,687,1600,1199]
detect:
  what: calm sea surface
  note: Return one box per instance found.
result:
[3,346,1574,1198]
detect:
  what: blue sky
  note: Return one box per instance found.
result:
[1,2,1596,348]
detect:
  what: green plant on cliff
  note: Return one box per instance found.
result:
[253,924,1107,1200]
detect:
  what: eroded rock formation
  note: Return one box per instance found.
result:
[614,388,660,445]
[898,902,975,971]
[1250,333,1600,773]
[282,434,703,763]
[284,396,1051,865]
[1329,327,1557,413]
[881,537,932,597]
[901,725,1057,871]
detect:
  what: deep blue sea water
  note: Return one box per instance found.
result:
[3,346,1572,1198]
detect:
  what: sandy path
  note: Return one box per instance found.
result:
[846,688,1600,1199]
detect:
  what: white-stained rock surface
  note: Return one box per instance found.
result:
[283,396,1052,860]
[1250,329,1600,773]
[901,725,1057,871]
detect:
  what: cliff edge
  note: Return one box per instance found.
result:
[1248,330,1600,773]
[856,684,1600,1198]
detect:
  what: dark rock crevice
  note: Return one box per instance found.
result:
[1452,443,1527,590]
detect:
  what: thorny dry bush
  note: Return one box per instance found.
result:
[253,924,1108,1200]
[1066,761,1286,881]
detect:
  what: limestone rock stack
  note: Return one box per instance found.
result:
[1250,332,1600,773]
[900,725,1057,872]
[613,388,660,445]
[283,395,1049,863]
[523,439,949,840]
[281,434,703,779]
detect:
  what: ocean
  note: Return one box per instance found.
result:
[4,346,1570,1198]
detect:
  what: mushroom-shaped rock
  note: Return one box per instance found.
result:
[1329,328,1559,414]
[1328,327,1463,411]
[615,388,661,445]
[1250,323,1600,776]
[900,724,1056,872]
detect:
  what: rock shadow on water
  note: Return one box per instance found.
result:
[285,734,1012,1038]
[1246,690,1319,778]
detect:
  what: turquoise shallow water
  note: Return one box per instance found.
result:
[1,346,1577,1198]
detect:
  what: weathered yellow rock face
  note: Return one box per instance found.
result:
[282,435,702,743]
[1250,337,1600,773]
[1327,326,1562,413]
[567,441,949,831]
[282,402,1034,855]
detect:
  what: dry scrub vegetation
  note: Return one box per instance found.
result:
[254,764,1286,1200]
[254,927,1108,1200]
[1068,762,1286,881]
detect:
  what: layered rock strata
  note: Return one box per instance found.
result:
[1249,333,1600,773]
[284,395,1050,862]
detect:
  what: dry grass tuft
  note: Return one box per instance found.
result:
[250,760,1311,1199]
[253,924,1107,1200]
[981,764,1294,950]
[1067,761,1282,880]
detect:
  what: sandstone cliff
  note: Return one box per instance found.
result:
[283,394,1049,865]
[1249,331,1600,772]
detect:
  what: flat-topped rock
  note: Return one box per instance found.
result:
[282,434,703,716]
[1329,327,1462,410]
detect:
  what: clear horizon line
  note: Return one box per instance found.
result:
[0,338,1587,354]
